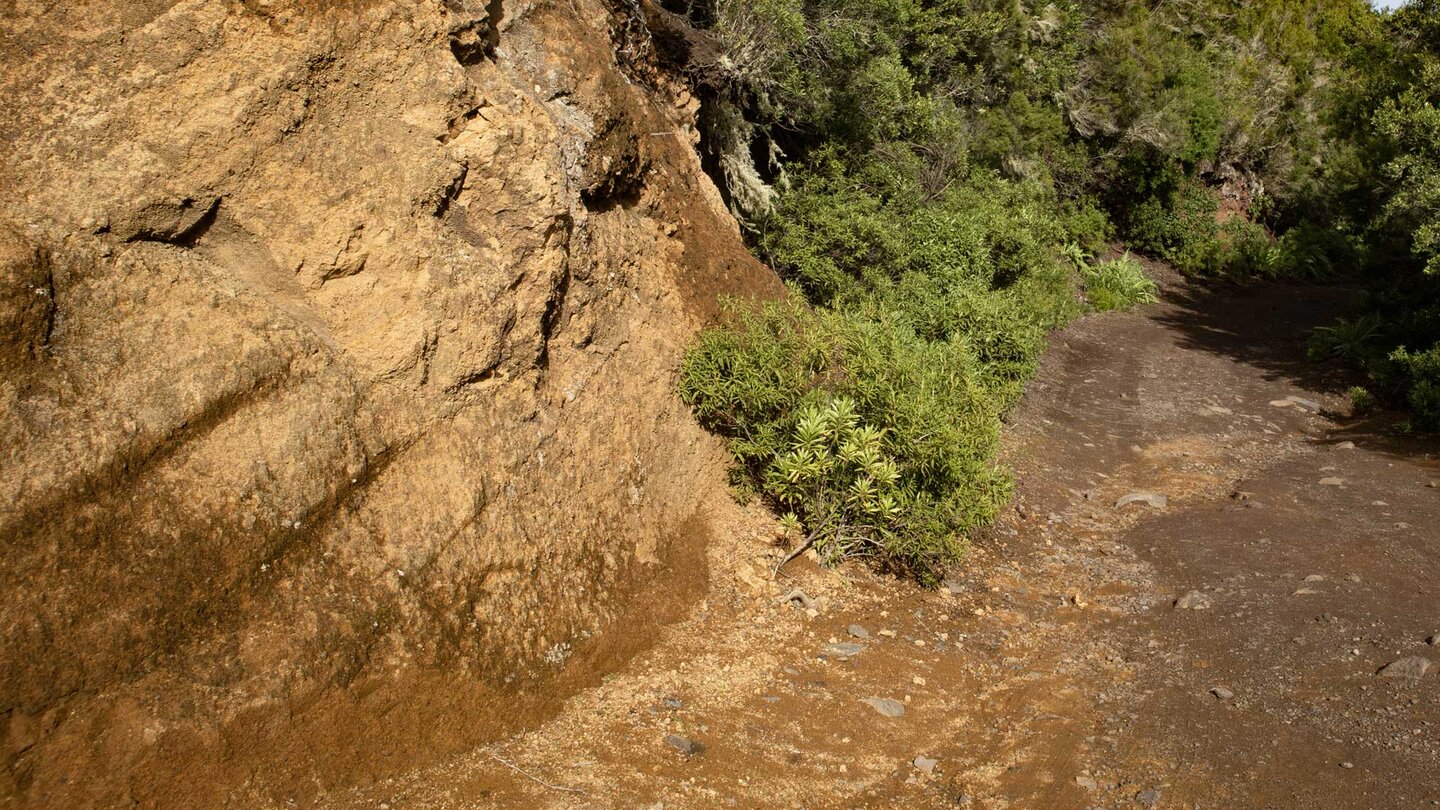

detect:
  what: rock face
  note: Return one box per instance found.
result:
[0,1,777,806]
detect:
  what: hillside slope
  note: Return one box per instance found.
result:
[0,1,778,806]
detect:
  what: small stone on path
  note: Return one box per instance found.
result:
[913,756,938,774]
[1378,656,1432,679]
[1319,477,1344,487]
[1211,686,1234,701]
[848,624,870,640]
[1335,441,1356,450]
[823,642,864,658]
[1075,775,1098,790]
[665,734,704,757]
[1116,491,1168,510]
[862,697,906,718]
[1174,590,1212,610]
[780,589,816,610]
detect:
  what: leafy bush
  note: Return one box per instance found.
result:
[1389,344,1440,429]
[1082,253,1159,312]
[1122,175,1224,275]
[1309,314,1384,361]
[679,299,1011,584]
[1218,218,1277,278]
[1348,385,1375,414]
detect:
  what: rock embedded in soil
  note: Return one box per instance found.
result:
[1286,396,1324,412]
[1116,492,1168,510]
[1174,591,1213,610]
[847,624,870,640]
[1377,656,1432,679]
[822,642,864,659]
[1320,477,1345,486]
[913,756,938,774]
[781,589,818,610]
[862,697,906,718]
[664,735,704,757]
[1211,686,1234,701]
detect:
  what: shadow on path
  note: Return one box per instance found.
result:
[1152,280,1358,396]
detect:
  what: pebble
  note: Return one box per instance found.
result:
[1075,775,1098,790]
[662,697,683,709]
[1115,491,1168,509]
[1211,686,1234,701]
[1319,477,1345,486]
[862,697,906,718]
[1378,656,1432,679]
[913,756,938,774]
[822,642,864,658]
[780,589,816,610]
[664,734,703,757]
[1335,441,1356,450]
[1304,574,1325,582]
[1174,590,1212,610]
[879,629,898,638]
[848,624,870,640]
[1341,761,1355,769]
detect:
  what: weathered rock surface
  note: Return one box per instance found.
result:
[0,1,777,806]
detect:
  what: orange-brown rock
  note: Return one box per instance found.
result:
[0,1,778,805]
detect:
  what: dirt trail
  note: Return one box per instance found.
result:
[302,271,1440,809]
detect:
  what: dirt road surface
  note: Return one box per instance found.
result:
[299,271,1440,809]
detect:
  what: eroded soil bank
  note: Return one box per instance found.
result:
[307,271,1440,809]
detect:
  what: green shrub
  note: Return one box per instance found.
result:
[1218,218,1277,278]
[1123,178,1224,275]
[1309,314,1384,361]
[1390,344,1440,429]
[1348,385,1376,414]
[679,298,1012,584]
[1082,253,1159,312]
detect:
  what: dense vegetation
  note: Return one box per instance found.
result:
[673,0,1437,582]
